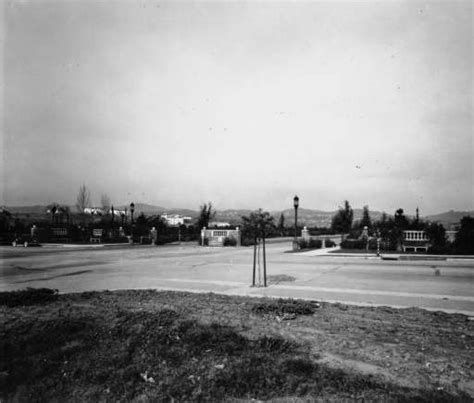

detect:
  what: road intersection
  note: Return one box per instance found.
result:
[1,242,473,315]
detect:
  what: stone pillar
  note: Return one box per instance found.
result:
[150,227,157,244]
[302,226,310,240]
[235,227,241,246]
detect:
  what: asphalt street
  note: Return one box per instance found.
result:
[1,243,473,315]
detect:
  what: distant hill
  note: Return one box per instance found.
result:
[214,209,252,223]
[213,208,385,228]
[425,210,473,228]
[163,208,198,217]
[116,203,166,215]
[3,205,50,215]
[3,204,472,229]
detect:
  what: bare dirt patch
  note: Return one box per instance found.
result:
[1,289,472,401]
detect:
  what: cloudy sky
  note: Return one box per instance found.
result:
[2,0,472,214]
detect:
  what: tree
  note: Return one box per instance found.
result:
[46,203,70,226]
[373,211,389,240]
[394,208,409,230]
[135,213,149,237]
[409,207,425,230]
[100,194,111,214]
[454,216,474,254]
[0,208,12,232]
[76,184,91,214]
[241,209,275,241]
[426,222,447,253]
[386,208,409,251]
[241,209,275,287]
[197,202,216,229]
[360,205,372,230]
[331,200,353,234]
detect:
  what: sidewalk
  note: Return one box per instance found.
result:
[292,247,474,261]
[295,247,379,259]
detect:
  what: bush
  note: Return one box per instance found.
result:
[0,288,59,307]
[155,234,177,245]
[341,239,367,249]
[298,238,323,250]
[298,239,308,249]
[108,236,129,244]
[309,239,322,249]
[325,239,336,247]
[428,244,453,255]
[454,216,474,254]
[367,238,378,250]
[241,236,255,246]
[223,237,237,247]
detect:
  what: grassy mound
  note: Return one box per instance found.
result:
[1,290,471,401]
[0,307,467,401]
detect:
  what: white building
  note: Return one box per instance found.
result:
[83,207,105,215]
[208,221,231,228]
[161,214,192,226]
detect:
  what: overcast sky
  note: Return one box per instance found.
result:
[2,0,472,214]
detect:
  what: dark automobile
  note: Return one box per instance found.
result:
[12,235,41,247]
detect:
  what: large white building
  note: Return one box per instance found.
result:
[161,214,192,226]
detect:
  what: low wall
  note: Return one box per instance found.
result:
[201,227,241,247]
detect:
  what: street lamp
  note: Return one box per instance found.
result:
[376,230,381,257]
[293,195,299,251]
[130,202,135,243]
[130,203,135,224]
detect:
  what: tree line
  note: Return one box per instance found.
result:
[1,185,472,253]
[330,200,474,254]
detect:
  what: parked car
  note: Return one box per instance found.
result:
[12,236,41,247]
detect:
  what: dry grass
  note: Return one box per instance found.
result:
[1,289,473,402]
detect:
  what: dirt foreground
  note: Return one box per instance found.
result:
[1,289,473,402]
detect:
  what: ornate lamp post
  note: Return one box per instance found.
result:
[130,202,135,243]
[293,195,299,251]
[376,230,381,257]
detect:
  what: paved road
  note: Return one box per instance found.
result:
[1,243,473,315]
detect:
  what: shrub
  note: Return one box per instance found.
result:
[155,234,177,245]
[341,239,367,249]
[299,238,323,249]
[428,244,452,255]
[325,239,336,247]
[298,239,308,249]
[241,236,255,246]
[308,239,322,249]
[223,237,237,247]
[367,238,378,250]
